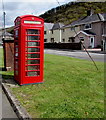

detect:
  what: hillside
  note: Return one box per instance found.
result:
[40,1,106,24]
[6,1,106,34]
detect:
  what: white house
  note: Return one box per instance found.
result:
[44,23,54,43]
[44,22,64,43]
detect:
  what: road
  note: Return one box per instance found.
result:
[44,49,104,62]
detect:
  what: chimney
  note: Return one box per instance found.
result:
[87,9,94,16]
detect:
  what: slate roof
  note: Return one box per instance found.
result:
[99,13,106,21]
[62,13,106,28]
[83,30,96,36]
[0,30,13,36]
[74,30,96,37]
[44,22,64,30]
[44,23,54,30]
[52,23,64,30]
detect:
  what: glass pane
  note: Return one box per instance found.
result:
[28,54,40,58]
[28,59,40,64]
[15,71,18,75]
[15,53,18,57]
[15,59,18,61]
[27,65,40,70]
[27,29,40,34]
[15,30,18,37]
[15,61,18,69]
[27,71,40,76]
[15,47,18,52]
[28,42,40,47]
[15,42,18,45]
[27,36,40,40]
[28,48,40,52]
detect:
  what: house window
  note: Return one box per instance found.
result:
[70,27,75,31]
[68,37,71,42]
[84,24,92,30]
[44,39,47,42]
[51,38,54,43]
[44,31,47,34]
[62,29,65,32]
[71,37,75,43]
[68,37,75,43]
[62,39,65,43]
[51,30,53,34]
[80,37,84,42]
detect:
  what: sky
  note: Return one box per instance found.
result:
[0,0,73,28]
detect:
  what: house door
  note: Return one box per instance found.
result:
[90,37,94,48]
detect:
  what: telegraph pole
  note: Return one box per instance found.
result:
[3,11,6,39]
[2,0,7,71]
[2,0,6,39]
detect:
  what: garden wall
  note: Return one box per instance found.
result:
[44,43,81,50]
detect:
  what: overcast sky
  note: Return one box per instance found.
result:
[0,0,73,28]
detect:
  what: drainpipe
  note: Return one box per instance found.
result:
[59,29,62,43]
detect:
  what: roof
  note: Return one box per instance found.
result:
[1,31,13,36]
[62,13,106,28]
[84,30,96,35]
[15,15,44,21]
[44,23,54,30]
[99,13,106,21]
[52,23,64,30]
[0,31,13,41]
[44,22,64,30]
[74,30,96,37]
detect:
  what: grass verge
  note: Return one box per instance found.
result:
[0,48,104,118]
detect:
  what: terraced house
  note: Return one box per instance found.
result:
[61,13,106,50]
[44,12,106,51]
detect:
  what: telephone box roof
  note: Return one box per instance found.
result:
[15,15,44,21]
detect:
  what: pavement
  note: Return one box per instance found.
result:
[2,78,32,120]
[0,76,18,119]
[0,52,18,119]
[44,49,105,62]
[2,90,18,119]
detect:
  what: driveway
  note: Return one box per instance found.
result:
[44,49,104,62]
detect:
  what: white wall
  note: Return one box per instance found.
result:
[44,26,51,43]
[44,24,80,43]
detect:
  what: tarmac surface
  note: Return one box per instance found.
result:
[2,90,18,119]
[0,78,18,119]
[44,49,105,62]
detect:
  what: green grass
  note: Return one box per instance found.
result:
[0,48,3,67]
[0,48,14,78]
[0,48,104,118]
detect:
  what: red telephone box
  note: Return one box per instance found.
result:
[14,15,44,85]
